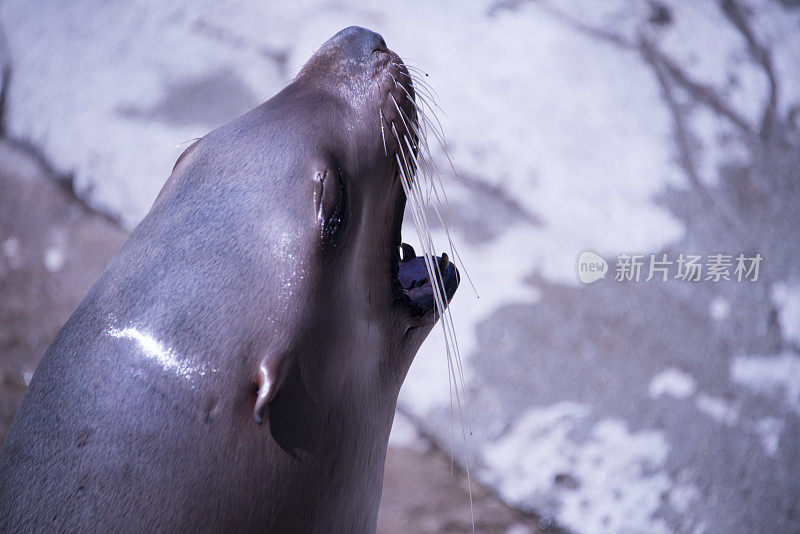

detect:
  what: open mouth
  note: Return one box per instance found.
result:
[393,239,460,320]
[381,55,459,320]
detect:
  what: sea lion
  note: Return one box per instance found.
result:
[0,26,459,533]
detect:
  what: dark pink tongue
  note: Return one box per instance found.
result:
[398,256,432,290]
[396,242,459,315]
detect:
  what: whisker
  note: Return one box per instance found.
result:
[404,132,472,433]
[394,79,475,398]
[398,128,474,529]
[384,64,476,531]
[379,109,388,156]
[392,68,446,118]
[394,72,478,296]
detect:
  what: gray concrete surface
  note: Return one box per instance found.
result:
[1,1,799,532]
[0,139,127,446]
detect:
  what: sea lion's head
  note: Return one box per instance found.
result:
[163,27,459,429]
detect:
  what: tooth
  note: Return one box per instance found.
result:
[438,253,449,272]
[401,243,416,260]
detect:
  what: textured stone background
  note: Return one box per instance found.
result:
[1,1,799,532]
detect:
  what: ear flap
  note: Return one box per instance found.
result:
[312,167,346,244]
[253,354,288,425]
[153,138,201,206]
[171,138,201,173]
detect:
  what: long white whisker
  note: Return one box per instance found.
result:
[394,73,476,417]
[404,132,472,435]
[399,134,474,532]
[384,64,476,531]
[396,73,478,296]
[379,110,388,156]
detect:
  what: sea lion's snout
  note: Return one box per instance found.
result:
[329,25,387,57]
[301,25,391,76]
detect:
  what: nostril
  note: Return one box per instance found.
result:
[373,39,388,54]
